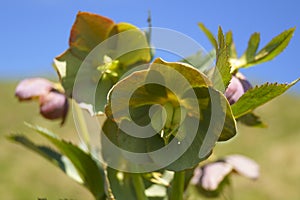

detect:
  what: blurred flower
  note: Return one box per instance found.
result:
[191,154,259,194]
[15,78,68,125]
[225,72,252,104]
[15,78,54,100]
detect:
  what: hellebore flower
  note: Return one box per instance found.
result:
[225,72,252,104]
[190,154,259,197]
[15,78,68,125]
[15,78,53,100]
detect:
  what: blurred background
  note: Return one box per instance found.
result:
[1,0,300,199]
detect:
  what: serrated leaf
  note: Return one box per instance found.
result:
[8,134,66,171]
[236,28,295,69]
[198,23,218,50]
[232,79,300,118]
[254,27,295,64]
[198,24,232,91]
[217,26,225,50]
[8,134,85,184]
[242,32,260,63]
[225,31,237,59]
[213,49,231,92]
[212,27,232,92]
[25,123,106,200]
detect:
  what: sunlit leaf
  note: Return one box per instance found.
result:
[180,50,215,73]
[242,32,260,64]
[233,28,295,69]
[198,23,218,50]
[8,134,85,184]
[199,25,232,92]
[24,123,106,200]
[213,44,231,92]
[254,27,295,65]
[232,79,300,118]
[225,31,237,59]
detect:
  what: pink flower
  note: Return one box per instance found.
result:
[15,78,68,125]
[225,72,252,104]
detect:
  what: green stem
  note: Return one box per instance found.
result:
[131,173,148,200]
[170,170,185,200]
[73,101,91,150]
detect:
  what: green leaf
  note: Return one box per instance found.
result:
[213,50,231,92]
[234,28,295,69]
[232,79,300,118]
[198,23,218,50]
[225,31,238,59]
[7,134,66,171]
[242,33,260,64]
[198,24,232,91]
[217,26,225,50]
[180,50,215,73]
[8,134,85,184]
[254,27,295,65]
[237,112,267,128]
[25,123,106,200]
[108,22,152,67]
[212,27,232,92]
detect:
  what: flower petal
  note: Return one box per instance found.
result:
[225,154,259,179]
[15,78,53,100]
[192,162,233,191]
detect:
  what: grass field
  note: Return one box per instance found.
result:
[1,81,300,200]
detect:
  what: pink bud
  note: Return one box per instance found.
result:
[15,78,54,101]
[39,91,68,125]
[225,72,252,104]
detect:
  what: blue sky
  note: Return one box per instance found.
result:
[1,0,300,93]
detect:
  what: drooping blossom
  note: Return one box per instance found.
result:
[15,78,68,125]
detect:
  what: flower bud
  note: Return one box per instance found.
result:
[39,90,68,125]
[15,78,68,124]
[225,72,252,104]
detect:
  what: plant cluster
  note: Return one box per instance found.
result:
[9,12,299,199]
